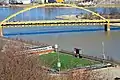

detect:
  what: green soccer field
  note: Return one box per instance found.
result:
[39,52,100,71]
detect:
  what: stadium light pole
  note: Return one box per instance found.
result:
[102,41,106,64]
[55,44,61,72]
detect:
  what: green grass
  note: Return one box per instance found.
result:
[39,53,100,71]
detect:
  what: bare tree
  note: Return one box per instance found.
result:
[0,41,50,80]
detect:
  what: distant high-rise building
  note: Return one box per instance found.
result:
[9,0,31,4]
[84,0,93,2]
[48,0,55,3]
[34,0,48,3]
[56,0,64,3]
[21,0,31,4]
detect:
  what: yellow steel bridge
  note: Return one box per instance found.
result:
[0,3,111,37]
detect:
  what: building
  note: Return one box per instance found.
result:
[56,0,64,3]
[48,0,55,3]
[34,0,48,4]
[37,0,63,3]
[21,0,31,4]
[0,0,9,4]
[9,0,32,4]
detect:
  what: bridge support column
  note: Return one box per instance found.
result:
[104,23,110,32]
[0,27,3,37]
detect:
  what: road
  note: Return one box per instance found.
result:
[93,67,120,80]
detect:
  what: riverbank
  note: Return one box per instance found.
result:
[110,23,120,26]
[0,3,72,8]
[56,14,120,20]
[1,3,120,8]
[0,37,50,52]
[0,4,37,8]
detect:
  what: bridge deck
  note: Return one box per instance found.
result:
[0,19,107,27]
[1,19,120,27]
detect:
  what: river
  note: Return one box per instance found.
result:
[1,7,120,61]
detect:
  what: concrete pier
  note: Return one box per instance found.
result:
[0,28,3,37]
[104,23,110,31]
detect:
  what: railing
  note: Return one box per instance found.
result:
[59,49,120,66]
